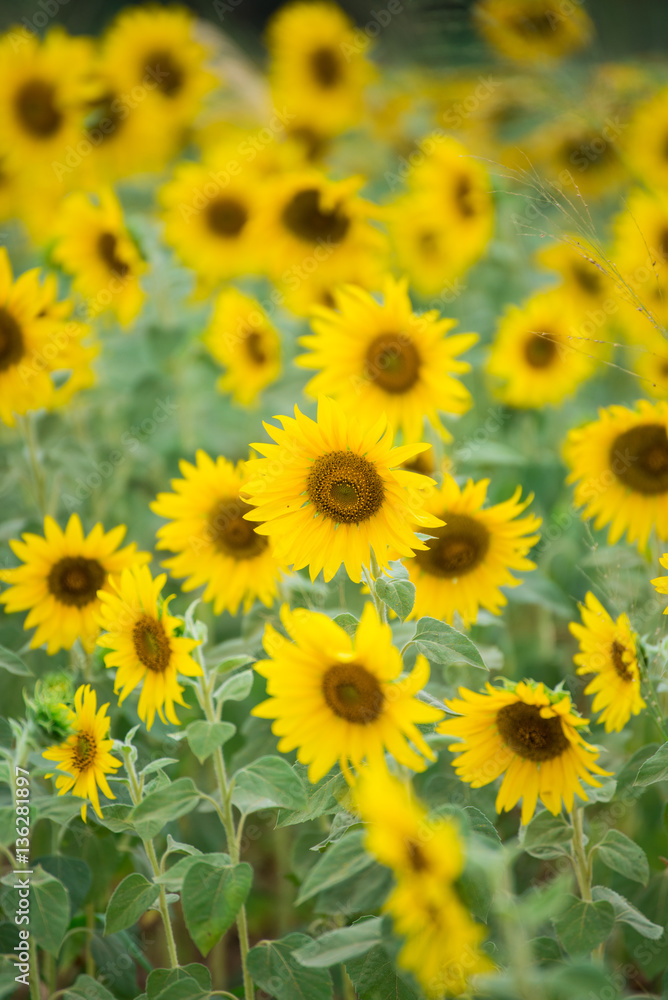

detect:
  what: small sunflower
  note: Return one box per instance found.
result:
[43,684,121,822]
[203,288,281,406]
[253,603,443,783]
[473,0,594,64]
[569,592,645,733]
[96,564,202,731]
[405,476,541,627]
[298,278,477,443]
[0,514,148,654]
[626,89,668,191]
[439,680,609,825]
[242,396,443,584]
[151,451,282,616]
[563,400,668,551]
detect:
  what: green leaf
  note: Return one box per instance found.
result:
[521,809,573,859]
[153,979,209,1000]
[616,744,661,797]
[0,645,31,676]
[96,803,136,833]
[374,577,415,620]
[296,829,374,905]
[247,933,333,1000]
[147,964,211,1000]
[463,806,501,842]
[594,829,649,885]
[231,756,307,814]
[553,896,615,954]
[346,943,420,1000]
[34,855,91,913]
[154,852,232,892]
[31,869,70,955]
[276,771,348,828]
[591,887,663,940]
[410,617,487,669]
[131,777,200,839]
[105,873,160,935]
[294,918,383,967]
[333,613,359,638]
[213,654,252,672]
[64,975,116,1000]
[213,668,254,703]
[141,757,179,776]
[181,861,252,957]
[531,936,563,964]
[635,742,668,786]
[185,720,236,764]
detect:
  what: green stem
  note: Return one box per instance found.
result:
[637,644,668,740]
[85,903,95,976]
[497,852,534,1000]
[18,414,47,518]
[361,565,386,624]
[570,806,592,901]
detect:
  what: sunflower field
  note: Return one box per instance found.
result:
[2,0,668,998]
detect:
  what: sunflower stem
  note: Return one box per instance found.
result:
[637,643,668,740]
[570,806,592,902]
[18,413,47,517]
[362,563,386,623]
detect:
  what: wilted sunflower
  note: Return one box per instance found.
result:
[473,0,593,64]
[203,288,281,406]
[0,514,149,654]
[96,564,202,731]
[151,451,282,616]
[253,603,443,783]
[563,400,668,551]
[242,396,443,583]
[569,592,645,733]
[298,278,477,443]
[405,476,541,627]
[439,680,609,825]
[43,684,121,822]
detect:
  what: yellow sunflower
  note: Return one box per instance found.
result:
[43,684,121,822]
[569,592,645,733]
[486,290,596,408]
[652,553,668,612]
[151,451,282,616]
[626,88,668,191]
[203,288,281,406]
[242,396,443,584]
[473,0,594,64]
[536,237,610,312]
[96,564,202,731]
[405,476,541,627]
[253,603,443,783]
[627,329,668,400]
[0,514,149,654]
[297,277,477,443]
[439,680,609,825]
[612,189,668,304]
[563,400,668,551]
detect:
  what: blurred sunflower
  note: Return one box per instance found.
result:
[96,564,202,731]
[627,330,668,400]
[651,553,668,612]
[253,603,442,783]
[612,189,668,302]
[564,400,668,551]
[151,451,282,616]
[626,88,668,190]
[439,680,609,825]
[203,288,281,406]
[536,238,609,312]
[405,476,540,627]
[242,396,443,583]
[569,592,645,733]
[297,278,477,443]
[473,0,594,64]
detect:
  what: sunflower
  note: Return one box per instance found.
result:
[563,400,668,551]
[404,476,541,627]
[439,680,609,825]
[43,684,121,822]
[297,278,477,443]
[536,237,610,312]
[652,553,668,613]
[203,289,281,406]
[0,514,149,654]
[486,290,596,408]
[627,329,668,400]
[473,0,594,64]
[242,396,443,584]
[96,564,202,731]
[569,592,645,733]
[612,189,668,303]
[151,451,282,616]
[626,89,668,191]
[253,603,443,783]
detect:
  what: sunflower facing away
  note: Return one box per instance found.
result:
[569,592,645,733]
[405,476,541,627]
[0,514,149,654]
[242,396,443,583]
[151,451,282,616]
[473,0,594,65]
[203,288,281,406]
[253,603,443,783]
[298,278,477,443]
[96,564,202,731]
[43,684,121,822]
[439,680,609,825]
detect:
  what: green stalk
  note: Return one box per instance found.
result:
[18,414,47,517]
[570,807,592,902]
[637,644,668,741]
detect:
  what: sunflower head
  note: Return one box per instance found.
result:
[203,288,281,406]
[473,0,594,64]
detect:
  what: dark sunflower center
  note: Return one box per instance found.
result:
[496,701,569,762]
[414,513,490,579]
[206,197,248,237]
[0,307,25,371]
[611,640,633,682]
[572,262,601,294]
[454,174,476,219]
[310,45,342,88]
[418,230,439,257]
[611,423,668,495]
[365,333,421,394]
[513,11,556,37]
[15,78,63,138]
[47,557,106,608]
[73,732,96,770]
[306,451,385,524]
[143,49,184,97]
[406,839,429,872]
[132,615,172,673]
[97,232,129,277]
[525,331,558,368]
[244,330,267,366]
[281,188,350,244]
[322,662,384,723]
[208,497,269,559]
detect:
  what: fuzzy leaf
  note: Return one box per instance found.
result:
[410,617,487,669]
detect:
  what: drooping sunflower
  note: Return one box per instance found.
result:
[297,278,477,443]
[569,592,645,733]
[96,564,202,731]
[473,0,594,64]
[203,289,281,406]
[242,396,443,584]
[405,476,541,627]
[253,603,443,783]
[563,400,668,551]
[151,451,282,616]
[626,89,668,191]
[0,514,149,654]
[43,684,121,822]
[439,680,609,825]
